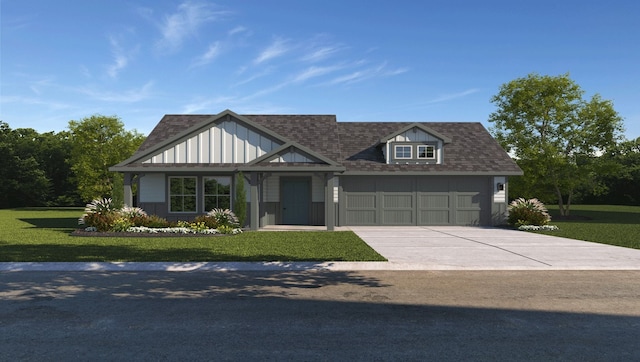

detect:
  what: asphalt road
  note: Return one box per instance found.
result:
[2,270,640,361]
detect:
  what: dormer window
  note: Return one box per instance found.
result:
[394,145,412,159]
[417,145,435,159]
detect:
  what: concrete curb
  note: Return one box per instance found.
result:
[2,261,640,272]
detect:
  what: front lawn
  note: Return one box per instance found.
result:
[0,209,386,262]
[538,205,640,249]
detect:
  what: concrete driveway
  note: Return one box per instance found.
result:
[348,226,640,270]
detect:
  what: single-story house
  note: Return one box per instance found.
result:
[110,109,522,230]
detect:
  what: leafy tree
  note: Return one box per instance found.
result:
[0,122,51,208]
[580,137,640,205]
[68,115,145,203]
[234,172,247,227]
[489,73,624,216]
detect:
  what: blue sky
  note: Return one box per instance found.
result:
[2,0,639,140]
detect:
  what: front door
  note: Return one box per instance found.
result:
[281,178,310,225]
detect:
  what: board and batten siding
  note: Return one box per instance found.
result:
[143,120,282,164]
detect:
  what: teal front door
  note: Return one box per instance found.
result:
[281,178,310,225]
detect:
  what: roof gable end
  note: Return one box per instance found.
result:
[379,122,452,144]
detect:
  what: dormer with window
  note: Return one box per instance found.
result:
[380,123,451,164]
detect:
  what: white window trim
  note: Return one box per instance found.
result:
[417,145,436,159]
[394,145,412,159]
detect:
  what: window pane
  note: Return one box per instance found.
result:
[219,196,231,210]
[170,196,183,212]
[204,196,216,211]
[395,145,411,159]
[170,178,182,194]
[183,196,197,212]
[204,178,218,194]
[219,183,231,195]
[184,178,196,195]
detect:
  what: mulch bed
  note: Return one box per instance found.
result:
[70,230,227,237]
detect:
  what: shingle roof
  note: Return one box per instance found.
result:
[124,112,521,175]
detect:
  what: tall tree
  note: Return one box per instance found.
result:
[68,115,145,203]
[0,122,51,208]
[489,73,624,216]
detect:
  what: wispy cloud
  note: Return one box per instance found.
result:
[0,95,70,110]
[254,37,290,64]
[191,41,222,67]
[327,62,405,86]
[156,1,229,52]
[228,26,247,36]
[106,36,131,78]
[234,67,275,87]
[78,81,154,102]
[28,77,56,95]
[300,45,343,62]
[427,88,480,104]
[292,65,344,83]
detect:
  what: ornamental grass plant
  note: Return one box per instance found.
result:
[507,198,552,227]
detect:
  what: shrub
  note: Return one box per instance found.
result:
[206,208,240,228]
[78,198,119,232]
[81,212,118,232]
[110,217,133,232]
[507,198,551,227]
[140,214,172,228]
[193,214,220,229]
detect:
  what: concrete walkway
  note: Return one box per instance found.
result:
[1,226,640,272]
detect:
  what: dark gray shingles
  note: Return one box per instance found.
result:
[131,114,521,174]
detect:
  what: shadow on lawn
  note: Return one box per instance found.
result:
[19,217,79,233]
[548,209,640,224]
[0,243,367,263]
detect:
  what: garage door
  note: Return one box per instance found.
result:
[341,176,488,226]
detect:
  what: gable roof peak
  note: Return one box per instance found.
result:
[379,122,452,144]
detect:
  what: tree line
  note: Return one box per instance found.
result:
[0,115,144,209]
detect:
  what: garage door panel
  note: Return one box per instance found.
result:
[457,193,481,208]
[420,210,450,224]
[346,210,377,225]
[456,210,481,225]
[419,194,449,208]
[384,194,412,208]
[346,194,376,208]
[383,210,413,224]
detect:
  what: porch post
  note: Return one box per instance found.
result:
[250,172,259,231]
[325,173,335,231]
[123,173,133,207]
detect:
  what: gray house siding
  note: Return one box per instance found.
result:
[339,175,493,226]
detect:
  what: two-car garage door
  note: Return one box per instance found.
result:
[341,176,490,226]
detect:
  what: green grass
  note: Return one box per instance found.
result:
[538,204,640,249]
[0,209,386,262]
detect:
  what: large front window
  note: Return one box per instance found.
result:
[169,177,197,212]
[204,176,231,211]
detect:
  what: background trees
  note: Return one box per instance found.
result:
[0,115,143,208]
[68,115,144,205]
[489,73,625,216]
